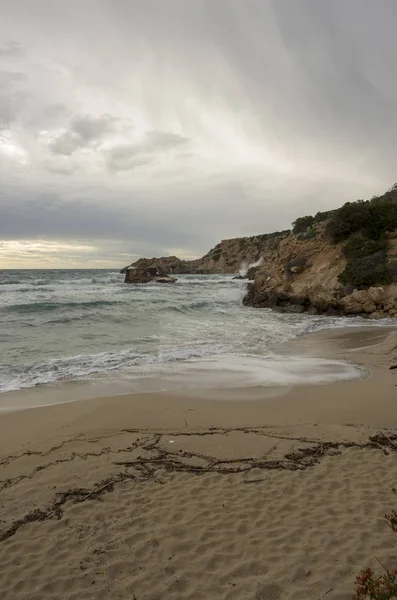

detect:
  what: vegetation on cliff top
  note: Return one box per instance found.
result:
[292,210,333,234]
[331,187,397,288]
[291,186,397,289]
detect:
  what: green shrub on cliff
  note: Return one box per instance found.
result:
[326,187,397,243]
[292,215,314,234]
[339,251,392,287]
[291,211,332,235]
[313,210,334,223]
[326,200,370,242]
[339,234,395,289]
[366,193,397,239]
[343,235,389,260]
[321,186,397,288]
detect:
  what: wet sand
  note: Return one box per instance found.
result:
[0,326,397,600]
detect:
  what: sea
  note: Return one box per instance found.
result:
[0,269,392,406]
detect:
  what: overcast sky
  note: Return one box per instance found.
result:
[1,0,396,268]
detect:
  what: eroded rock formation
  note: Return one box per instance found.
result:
[122,262,177,284]
[243,224,397,318]
[121,188,397,317]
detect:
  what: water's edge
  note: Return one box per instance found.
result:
[0,270,395,406]
[0,324,385,412]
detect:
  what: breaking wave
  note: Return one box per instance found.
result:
[0,269,394,397]
[5,300,124,314]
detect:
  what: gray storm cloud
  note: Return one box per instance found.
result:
[0,0,396,267]
[48,114,117,156]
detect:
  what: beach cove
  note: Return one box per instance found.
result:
[3,3,397,598]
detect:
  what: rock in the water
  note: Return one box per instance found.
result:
[124,263,177,284]
[121,255,216,281]
[154,276,177,284]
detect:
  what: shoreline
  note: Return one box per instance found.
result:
[0,322,395,413]
[1,325,397,600]
[0,325,396,449]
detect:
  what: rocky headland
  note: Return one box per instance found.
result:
[242,222,397,318]
[120,256,215,283]
[122,187,397,318]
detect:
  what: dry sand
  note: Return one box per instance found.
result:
[0,326,397,600]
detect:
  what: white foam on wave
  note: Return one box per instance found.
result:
[0,351,366,400]
[0,343,227,393]
[139,353,366,391]
[0,341,366,394]
[176,276,237,285]
[1,267,394,396]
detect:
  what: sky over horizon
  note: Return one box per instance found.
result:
[1,0,397,268]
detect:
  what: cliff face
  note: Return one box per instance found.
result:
[121,187,397,318]
[122,232,290,277]
[121,229,397,317]
[189,231,290,274]
[243,223,397,318]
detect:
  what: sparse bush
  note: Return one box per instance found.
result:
[353,511,397,599]
[327,187,397,288]
[313,210,334,223]
[254,230,291,243]
[385,511,397,532]
[365,196,397,240]
[268,229,291,239]
[343,236,389,260]
[338,251,392,287]
[353,566,397,599]
[292,215,314,234]
[210,244,223,262]
[326,200,370,243]
[326,190,397,243]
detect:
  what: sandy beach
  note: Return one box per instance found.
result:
[1,326,397,600]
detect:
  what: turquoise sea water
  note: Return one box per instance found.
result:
[0,269,388,396]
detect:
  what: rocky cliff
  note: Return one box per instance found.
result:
[120,255,216,278]
[243,188,397,318]
[121,231,291,277]
[188,231,291,274]
[243,222,397,318]
[122,187,397,318]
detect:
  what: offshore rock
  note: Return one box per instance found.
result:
[122,255,215,278]
[124,263,177,284]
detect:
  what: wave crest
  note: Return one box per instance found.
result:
[5,300,123,314]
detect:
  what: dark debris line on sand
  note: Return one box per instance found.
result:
[1,429,397,544]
